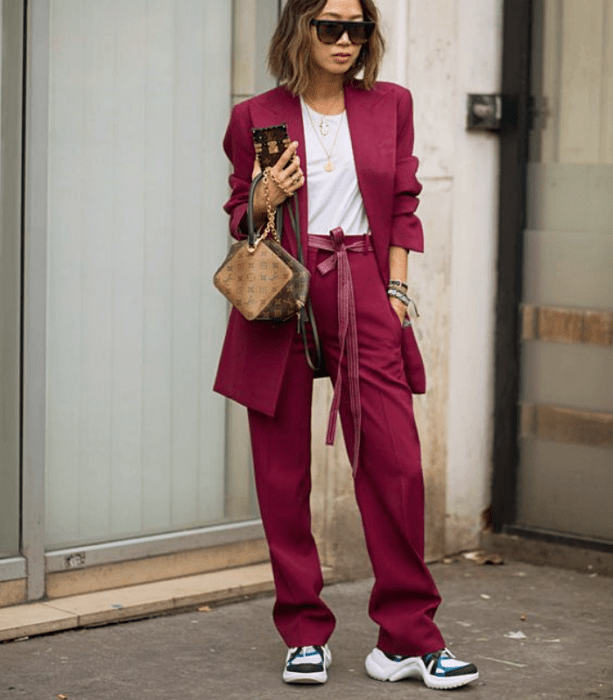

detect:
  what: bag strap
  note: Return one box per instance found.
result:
[247,170,296,252]
[286,196,322,373]
[247,172,322,373]
[247,171,282,246]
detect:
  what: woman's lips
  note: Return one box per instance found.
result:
[332,53,352,62]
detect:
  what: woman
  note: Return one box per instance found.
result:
[214,0,478,690]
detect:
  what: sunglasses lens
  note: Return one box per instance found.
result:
[318,22,343,44]
[348,25,368,44]
[314,21,374,45]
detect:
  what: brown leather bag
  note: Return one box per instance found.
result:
[214,170,309,322]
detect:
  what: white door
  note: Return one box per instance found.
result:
[0,0,23,560]
[44,0,242,548]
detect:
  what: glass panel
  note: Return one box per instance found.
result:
[518,439,613,540]
[521,343,613,413]
[224,0,279,520]
[45,0,257,550]
[517,0,613,540]
[0,0,24,559]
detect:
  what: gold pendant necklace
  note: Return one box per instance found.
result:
[304,101,344,173]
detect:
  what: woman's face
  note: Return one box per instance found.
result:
[309,0,365,78]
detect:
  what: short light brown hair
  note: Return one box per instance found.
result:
[268,0,385,95]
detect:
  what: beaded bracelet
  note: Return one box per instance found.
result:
[388,279,408,291]
[387,288,410,306]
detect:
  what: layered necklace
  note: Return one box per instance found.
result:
[314,112,331,136]
[303,99,345,173]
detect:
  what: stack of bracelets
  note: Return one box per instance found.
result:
[387,279,418,322]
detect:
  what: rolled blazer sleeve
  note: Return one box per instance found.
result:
[390,89,424,253]
[222,102,255,240]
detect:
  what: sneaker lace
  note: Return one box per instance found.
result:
[424,648,455,672]
[289,645,320,662]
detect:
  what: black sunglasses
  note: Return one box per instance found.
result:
[310,19,375,45]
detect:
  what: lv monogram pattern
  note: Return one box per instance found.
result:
[214,239,310,322]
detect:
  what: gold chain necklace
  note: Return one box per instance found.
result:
[303,101,345,173]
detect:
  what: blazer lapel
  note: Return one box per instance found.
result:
[345,83,395,282]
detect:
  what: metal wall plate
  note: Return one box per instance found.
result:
[467,94,503,131]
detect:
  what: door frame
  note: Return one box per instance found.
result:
[491,0,533,533]
[10,0,267,604]
[0,0,28,590]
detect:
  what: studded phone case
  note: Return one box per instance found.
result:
[252,123,291,170]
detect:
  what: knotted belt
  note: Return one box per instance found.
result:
[308,228,374,475]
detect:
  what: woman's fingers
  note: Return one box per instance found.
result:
[389,297,406,325]
[281,155,300,179]
[288,168,304,190]
[273,145,300,180]
[276,140,298,170]
[281,166,304,194]
[282,156,302,182]
[269,141,304,197]
[252,140,304,205]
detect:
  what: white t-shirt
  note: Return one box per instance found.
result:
[300,97,370,235]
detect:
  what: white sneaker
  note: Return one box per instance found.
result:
[365,647,478,690]
[283,644,332,684]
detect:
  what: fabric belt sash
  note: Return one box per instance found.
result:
[307,228,374,475]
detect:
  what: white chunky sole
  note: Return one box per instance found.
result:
[283,669,328,684]
[283,645,332,685]
[365,648,479,690]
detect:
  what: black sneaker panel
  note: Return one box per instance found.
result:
[443,663,478,677]
[383,652,409,662]
[287,663,324,673]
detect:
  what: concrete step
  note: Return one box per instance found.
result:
[0,562,280,643]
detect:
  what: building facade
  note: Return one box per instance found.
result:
[1,0,611,608]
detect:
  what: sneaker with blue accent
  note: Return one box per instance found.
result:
[283,644,332,684]
[365,647,478,690]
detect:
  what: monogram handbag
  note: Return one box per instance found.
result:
[214,169,309,322]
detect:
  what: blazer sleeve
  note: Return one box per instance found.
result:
[222,101,256,240]
[390,89,424,253]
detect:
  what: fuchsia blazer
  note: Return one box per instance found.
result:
[213,81,424,416]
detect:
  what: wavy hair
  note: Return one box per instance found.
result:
[268,0,385,95]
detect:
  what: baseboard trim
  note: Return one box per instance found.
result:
[482,531,613,577]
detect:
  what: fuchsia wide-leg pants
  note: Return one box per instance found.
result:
[247,232,446,657]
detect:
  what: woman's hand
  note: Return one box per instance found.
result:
[390,296,406,325]
[252,141,304,226]
[268,141,305,206]
[388,246,409,326]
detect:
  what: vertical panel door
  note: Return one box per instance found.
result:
[517,0,613,541]
[0,0,24,560]
[45,0,241,549]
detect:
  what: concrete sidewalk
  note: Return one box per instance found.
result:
[1,557,611,700]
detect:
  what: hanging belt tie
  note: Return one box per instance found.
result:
[307,228,374,475]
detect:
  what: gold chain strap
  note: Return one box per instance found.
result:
[262,168,278,242]
[248,168,278,252]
